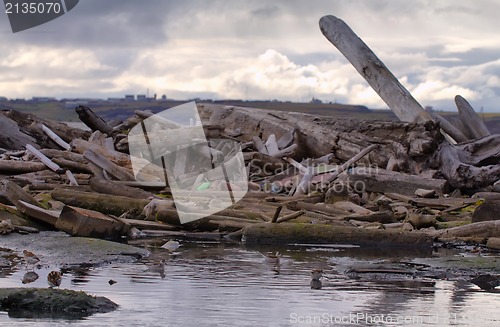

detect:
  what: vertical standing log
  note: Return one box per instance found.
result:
[75,105,113,134]
[319,15,432,123]
[454,95,491,139]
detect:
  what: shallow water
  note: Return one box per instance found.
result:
[1,241,499,326]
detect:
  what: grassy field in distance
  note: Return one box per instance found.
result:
[1,99,499,134]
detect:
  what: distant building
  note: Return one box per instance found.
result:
[0,96,7,102]
[136,94,146,102]
[309,97,322,104]
[65,101,88,109]
[161,95,167,101]
[107,97,124,103]
[125,95,135,102]
[32,96,56,102]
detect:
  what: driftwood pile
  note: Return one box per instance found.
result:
[0,14,498,251]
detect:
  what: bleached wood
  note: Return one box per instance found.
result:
[319,15,432,123]
[65,170,79,186]
[83,149,135,181]
[265,134,280,156]
[454,95,491,139]
[41,124,71,150]
[25,144,64,173]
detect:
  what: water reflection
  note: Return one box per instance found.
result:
[0,241,498,326]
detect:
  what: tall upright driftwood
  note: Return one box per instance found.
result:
[455,95,491,139]
[75,105,113,134]
[319,15,432,123]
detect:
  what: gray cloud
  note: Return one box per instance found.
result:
[0,0,499,111]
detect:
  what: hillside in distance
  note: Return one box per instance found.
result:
[1,99,499,134]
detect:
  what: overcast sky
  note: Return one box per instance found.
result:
[1,0,499,111]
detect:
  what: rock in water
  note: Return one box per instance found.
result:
[0,288,118,319]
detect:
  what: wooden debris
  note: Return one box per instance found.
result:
[41,124,71,150]
[56,205,128,239]
[17,200,59,226]
[0,179,41,209]
[25,144,64,173]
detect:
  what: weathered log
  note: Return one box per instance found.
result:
[75,105,113,134]
[25,145,64,173]
[286,201,351,216]
[453,134,500,166]
[430,112,468,143]
[16,200,59,226]
[438,142,500,189]
[348,168,449,196]
[65,170,79,186]
[323,144,378,183]
[319,15,432,123]
[116,217,179,231]
[455,95,491,139]
[435,220,500,238]
[56,205,128,239]
[0,160,47,174]
[51,189,149,217]
[486,237,500,250]
[0,179,40,208]
[344,210,396,224]
[410,197,477,210]
[276,210,306,223]
[51,158,91,173]
[201,103,442,172]
[0,112,38,150]
[88,177,153,199]
[2,109,90,143]
[83,150,135,181]
[241,223,432,248]
[42,124,70,150]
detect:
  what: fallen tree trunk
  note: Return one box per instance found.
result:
[0,160,47,174]
[241,223,432,248]
[51,189,149,217]
[56,205,128,240]
[2,109,90,144]
[0,179,41,208]
[435,220,500,238]
[0,113,38,150]
[347,167,449,196]
[88,177,153,199]
[201,103,442,171]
